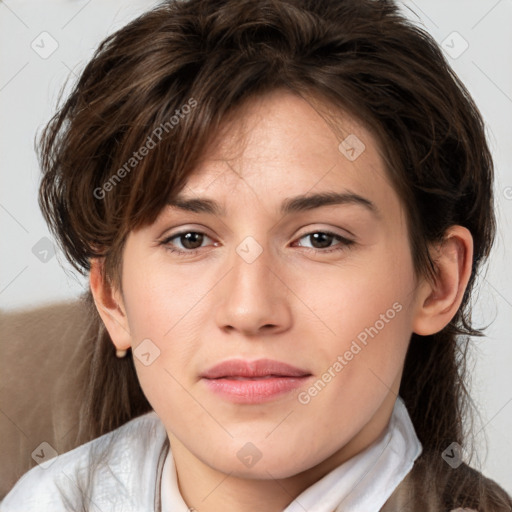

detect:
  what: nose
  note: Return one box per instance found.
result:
[214,243,293,337]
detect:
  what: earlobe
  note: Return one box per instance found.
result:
[89,258,132,351]
[412,226,473,336]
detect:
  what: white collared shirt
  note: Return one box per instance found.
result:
[1,397,421,512]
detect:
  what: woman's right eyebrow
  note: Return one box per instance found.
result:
[166,190,380,219]
[166,197,222,215]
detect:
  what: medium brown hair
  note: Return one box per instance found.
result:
[38,0,510,507]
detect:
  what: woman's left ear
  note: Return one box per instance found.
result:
[412,225,474,336]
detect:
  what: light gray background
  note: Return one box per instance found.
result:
[1,0,511,494]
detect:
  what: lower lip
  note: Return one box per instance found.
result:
[202,376,311,404]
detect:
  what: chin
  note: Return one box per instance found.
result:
[224,460,307,481]
[203,444,320,480]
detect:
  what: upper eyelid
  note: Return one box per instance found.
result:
[295,226,354,240]
[160,225,216,241]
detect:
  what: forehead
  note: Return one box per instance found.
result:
[178,90,401,221]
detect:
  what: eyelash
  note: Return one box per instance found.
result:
[160,230,355,257]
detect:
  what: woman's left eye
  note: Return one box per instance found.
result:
[293,231,354,253]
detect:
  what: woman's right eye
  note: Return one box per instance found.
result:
[161,231,216,256]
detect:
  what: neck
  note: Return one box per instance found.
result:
[167,391,398,512]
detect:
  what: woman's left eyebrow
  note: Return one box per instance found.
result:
[280,191,380,218]
[167,190,380,219]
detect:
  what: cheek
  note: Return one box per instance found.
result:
[293,241,415,387]
[121,252,203,340]
[296,250,413,343]
[121,257,213,398]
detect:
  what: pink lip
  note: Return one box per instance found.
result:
[200,358,312,404]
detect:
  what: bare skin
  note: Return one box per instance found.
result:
[91,89,473,512]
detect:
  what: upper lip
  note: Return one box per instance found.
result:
[201,358,311,379]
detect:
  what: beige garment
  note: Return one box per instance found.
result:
[0,298,91,498]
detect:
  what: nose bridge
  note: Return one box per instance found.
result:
[215,235,291,334]
[233,236,273,293]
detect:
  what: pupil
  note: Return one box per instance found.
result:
[182,232,203,249]
[311,232,332,249]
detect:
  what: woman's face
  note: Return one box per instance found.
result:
[118,90,421,480]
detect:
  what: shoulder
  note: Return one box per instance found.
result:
[443,461,512,511]
[382,452,512,512]
[1,411,167,512]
